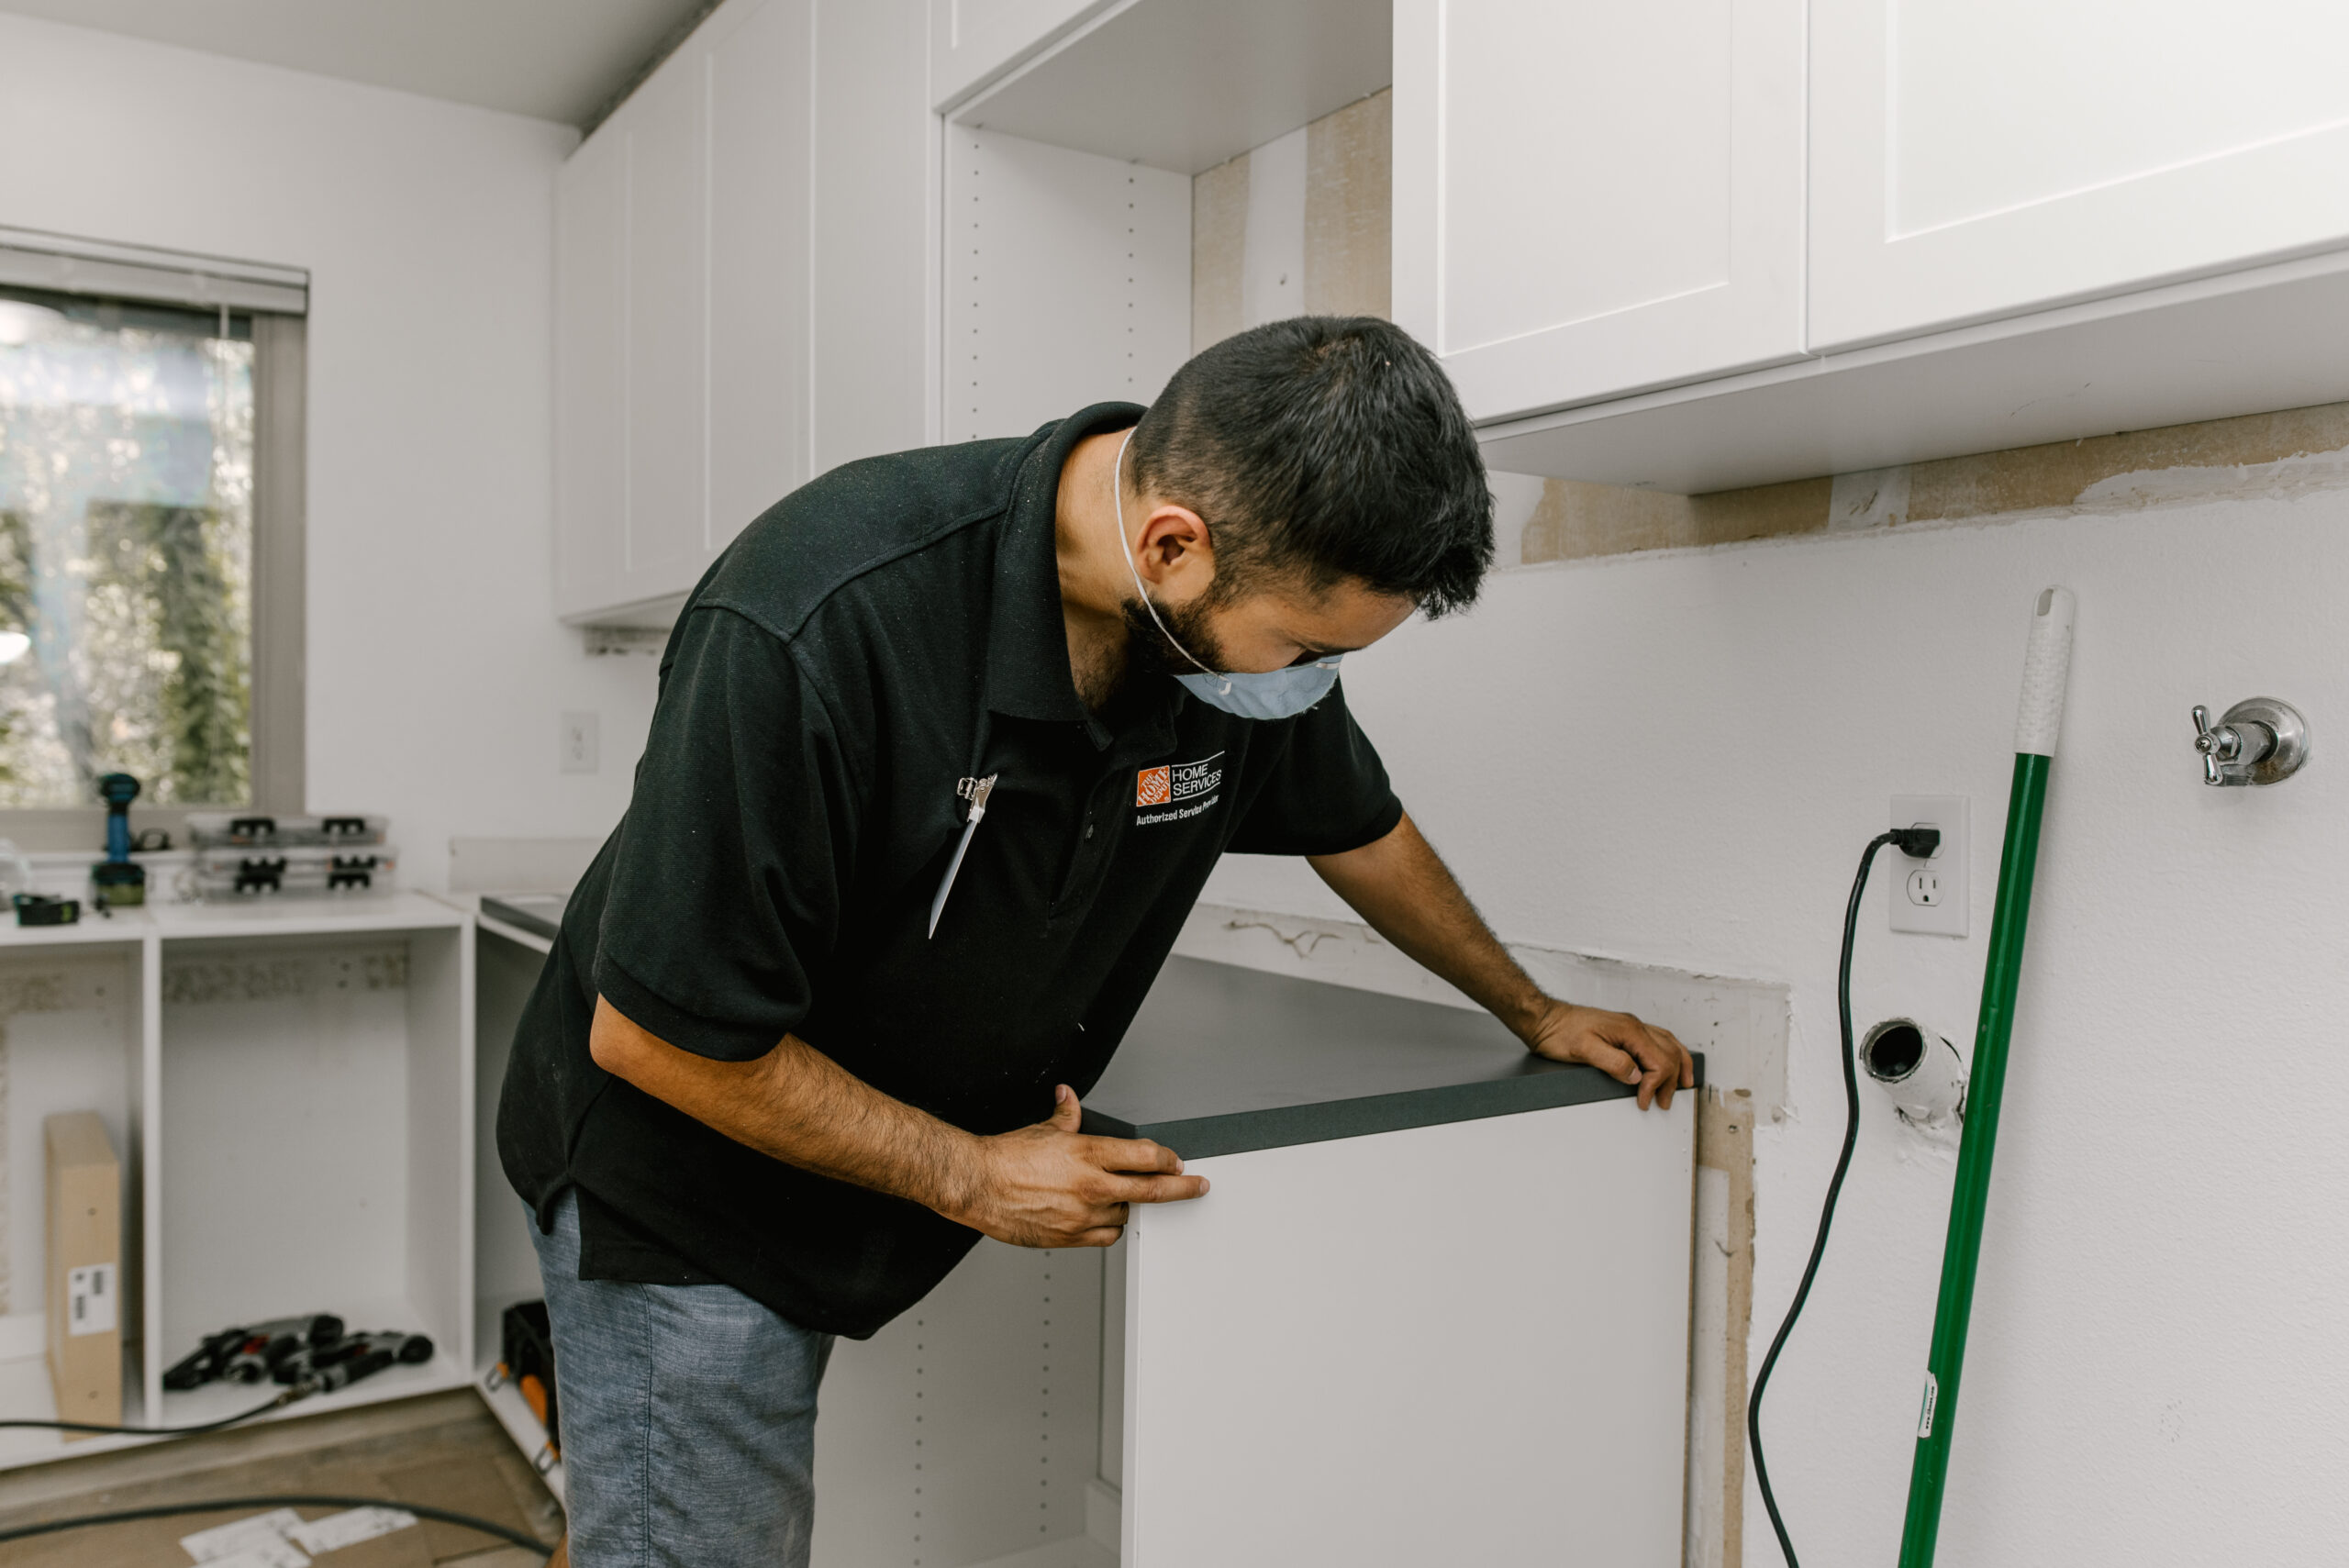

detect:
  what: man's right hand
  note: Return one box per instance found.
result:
[950,1085,1209,1248]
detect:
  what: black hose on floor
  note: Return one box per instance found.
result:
[0,1493,553,1557]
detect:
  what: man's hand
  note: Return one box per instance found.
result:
[1311,815,1697,1113]
[592,1003,1207,1245]
[1524,1000,1695,1110]
[949,1085,1210,1249]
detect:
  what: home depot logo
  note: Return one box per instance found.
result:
[1135,752,1223,822]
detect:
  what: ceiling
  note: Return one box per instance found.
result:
[0,0,717,126]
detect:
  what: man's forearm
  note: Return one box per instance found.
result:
[590,996,981,1217]
[1308,811,1547,1041]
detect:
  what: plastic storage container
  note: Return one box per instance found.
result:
[184,813,390,850]
[191,845,399,898]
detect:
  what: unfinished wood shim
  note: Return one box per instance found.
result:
[1693,1087,1756,1568]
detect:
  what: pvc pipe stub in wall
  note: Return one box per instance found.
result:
[1860,1018,1968,1129]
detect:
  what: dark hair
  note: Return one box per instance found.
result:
[1127,317,1494,617]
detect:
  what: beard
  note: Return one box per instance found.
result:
[1120,591,1230,684]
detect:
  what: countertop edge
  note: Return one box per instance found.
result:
[1082,1064,1661,1161]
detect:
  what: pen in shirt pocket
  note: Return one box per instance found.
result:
[927,773,997,939]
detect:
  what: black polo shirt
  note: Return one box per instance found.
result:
[497,403,1403,1338]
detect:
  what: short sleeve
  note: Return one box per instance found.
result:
[1223,678,1404,857]
[594,607,863,1062]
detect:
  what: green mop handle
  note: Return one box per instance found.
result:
[1897,585,2076,1566]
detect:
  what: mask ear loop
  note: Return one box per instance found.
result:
[1110,430,1231,695]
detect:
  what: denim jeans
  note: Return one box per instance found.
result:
[529,1191,836,1568]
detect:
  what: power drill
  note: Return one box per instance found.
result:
[273,1329,436,1392]
[161,1314,345,1391]
[91,773,145,909]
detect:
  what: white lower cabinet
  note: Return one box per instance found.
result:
[1809,0,2349,352]
[1392,0,1807,424]
[0,895,476,1473]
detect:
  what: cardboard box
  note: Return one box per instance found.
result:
[45,1112,120,1437]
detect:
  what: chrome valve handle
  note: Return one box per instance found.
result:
[2192,697,2310,786]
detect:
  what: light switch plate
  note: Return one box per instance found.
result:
[1890,795,1968,937]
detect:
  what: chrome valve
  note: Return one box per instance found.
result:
[2192,697,2310,786]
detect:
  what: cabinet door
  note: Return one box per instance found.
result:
[619,54,710,604]
[1393,0,1805,426]
[816,0,934,472]
[929,0,1106,110]
[553,125,629,621]
[708,0,815,545]
[1810,0,2349,352]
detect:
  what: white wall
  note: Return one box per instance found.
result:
[1204,480,2349,1562]
[0,13,659,886]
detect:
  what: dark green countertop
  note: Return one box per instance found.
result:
[1081,956,1699,1160]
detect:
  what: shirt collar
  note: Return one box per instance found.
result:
[984,402,1149,727]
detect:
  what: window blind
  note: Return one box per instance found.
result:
[0,226,306,316]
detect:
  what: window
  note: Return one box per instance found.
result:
[0,230,306,849]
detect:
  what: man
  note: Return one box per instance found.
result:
[499,317,1693,1568]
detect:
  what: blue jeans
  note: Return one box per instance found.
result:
[529,1191,836,1568]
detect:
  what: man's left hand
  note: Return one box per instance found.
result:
[1522,1000,1695,1110]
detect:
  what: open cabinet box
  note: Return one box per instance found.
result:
[0,895,476,1473]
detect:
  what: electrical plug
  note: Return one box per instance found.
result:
[1891,826,1943,860]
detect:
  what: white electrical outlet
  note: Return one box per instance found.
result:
[560,711,600,775]
[1890,795,1968,937]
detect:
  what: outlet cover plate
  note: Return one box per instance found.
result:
[1890,795,1967,937]
[560,711,600,775]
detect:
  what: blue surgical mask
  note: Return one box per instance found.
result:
[1110,431,1343,721]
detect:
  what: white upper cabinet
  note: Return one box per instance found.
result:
[618,51,709,598]
[929,0,1105,111]
[709,0,813,542]
[1809,0,2349,351]
[1393,0,1806,426]
[553,128,628,620]
[552,0,816,624]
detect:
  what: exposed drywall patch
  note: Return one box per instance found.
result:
[1191,155,1248,354]
[1487,471,1547,569]
[1521,475,1834,564]
[2062,447,2349,512]
[1902,402,2349,524]
[1304,89,1391,321]
[1516,401,2349,567]
[1195,88,1393,352]
[1828,466,1912,531]
[1240,125,1308,328]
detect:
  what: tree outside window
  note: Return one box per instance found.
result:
[0,291,253,808]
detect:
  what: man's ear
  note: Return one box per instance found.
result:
[1134,504,1213,585]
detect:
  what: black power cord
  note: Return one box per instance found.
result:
[0,1386,300,1437]
[0,1493,553,1557]
[1747,825,1941,1568]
